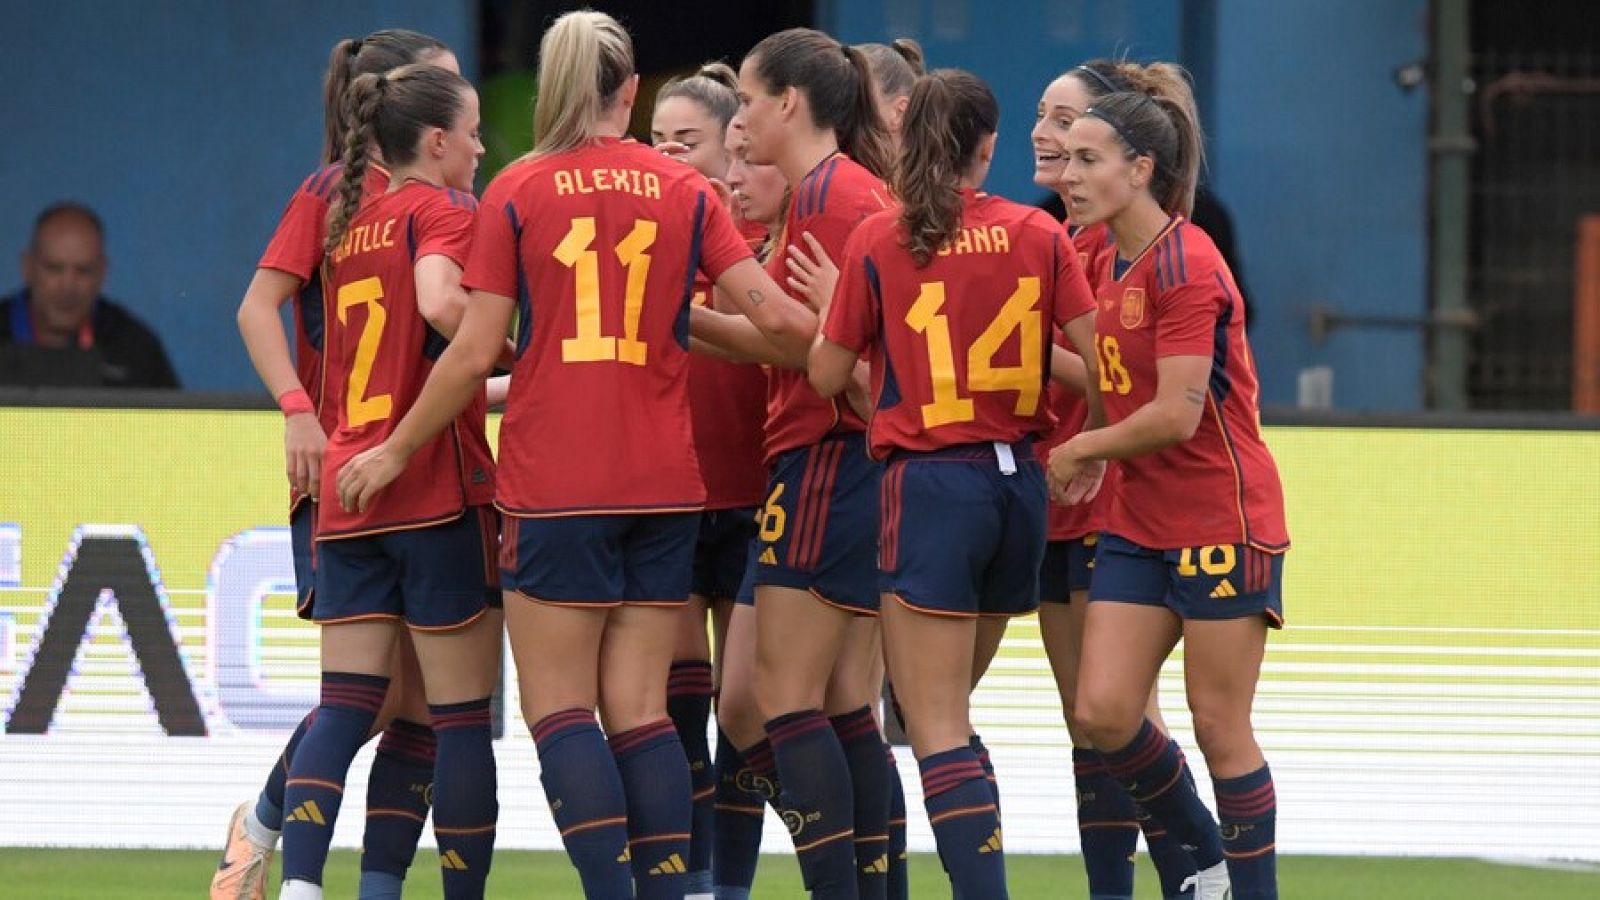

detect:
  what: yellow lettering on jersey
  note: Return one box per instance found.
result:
[936,225,1011,257]
[553,169,664,200]
[331,217,398,265]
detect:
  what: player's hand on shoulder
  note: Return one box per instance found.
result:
[284,412,327,499]
[786,231,838,314]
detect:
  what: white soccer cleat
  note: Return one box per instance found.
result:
[209,802,276,900]
[1180,861,1232,900]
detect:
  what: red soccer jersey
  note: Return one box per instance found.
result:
[688,275,770,509]
[823,190,1097,460]
[316,181,495,538]
[762,153,891,461]
[1038,222,1120,540]
[464,138,754,516]
[1091,217,1288,551]
[259,163,393,512]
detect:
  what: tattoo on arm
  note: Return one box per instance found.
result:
[1184,387,1206,406]
[747,289,765,306]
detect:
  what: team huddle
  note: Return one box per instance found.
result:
[216,10,1287,900]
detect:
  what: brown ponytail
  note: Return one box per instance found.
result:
[656,61,740,128]
[1069,61,1203,217]
[320,29,451,164]
[856,38,925,100]
[747,28,894,180]
[894,69,998,267]
[325,64,470,254]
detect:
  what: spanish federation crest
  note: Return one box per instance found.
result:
[1120,287,1146,328]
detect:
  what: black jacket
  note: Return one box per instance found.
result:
[0,292,180,388]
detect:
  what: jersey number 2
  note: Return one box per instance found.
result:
[555,216,658,365]
[335,276,392,427]
[905,277,1043,429]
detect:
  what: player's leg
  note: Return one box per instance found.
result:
[712,595,767,899]
[356,634,436,900]
[398,508,504,899]
[824,617,891,900]
[1179,546,1284,900]
[601,512,701,900]
[213,502,317,900]
[602,600,694,900]
[1075,536,1225,894]
[754,584,858,898]
[502,513,632,898]
[968,613,1009,814]
[280,618,400,897]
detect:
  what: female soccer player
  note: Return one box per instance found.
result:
[221,29,461,900]
[650,61,769,897]
[690,26,896,900]
[278,63,500,900]
[1048,73,1289,900]
[335,12,813,899]
[1032,60,1202,900]
[854,39,924,147]
[809,68,1099,900]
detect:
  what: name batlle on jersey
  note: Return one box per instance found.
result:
[329,216,398,265]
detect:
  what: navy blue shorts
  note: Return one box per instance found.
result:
[501,511,699,607]
[1089,532,1285,627]
[693,507,758,602]
[737,432,880,614]
[290,501,316,620]
[1039,533,1099,604]
[880,440,1046,618]
[313,506,500,630]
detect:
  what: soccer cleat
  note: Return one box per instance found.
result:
[209,803,275,900]
[1180,861,1232,900]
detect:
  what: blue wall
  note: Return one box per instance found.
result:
[1207,0,1429,409]
[0,1,476,392]
[822,0,1181,208]
[824,0,1431,410]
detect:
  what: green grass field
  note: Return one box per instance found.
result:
[2,849,1597,899]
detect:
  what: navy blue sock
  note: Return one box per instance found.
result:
[920,746,1007,899]
[280,671,389,885]
[1215,764,1277,899]
[533,708,632,899]
[359,718,435,887]
[969,733,1000,819]
[832,707,890,900]
[1139,742,1199,899]
[1099,720,1223,870]
[766,709,856,899]
[712,732,765,894]
[884,744,908,900]
[667,661,716,891]
[611,719,693,900]
[256,711,312,830]
[1073,748,1138,900]
[431,699,497,899]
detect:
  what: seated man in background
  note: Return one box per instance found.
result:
[0,202,179,388]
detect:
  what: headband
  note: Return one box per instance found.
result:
[1082,101,1151,159]
[1074,65,1120,96]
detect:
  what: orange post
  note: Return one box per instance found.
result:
[1576,216,1600,414]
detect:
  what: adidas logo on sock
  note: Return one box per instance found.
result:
[977,827,1003,854]
[862,854,889,874]
[649,853,687,875]
[1210,579,1238,598]
[286,801,326,825]
[616,847,632,864]
[440,849,469,871]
